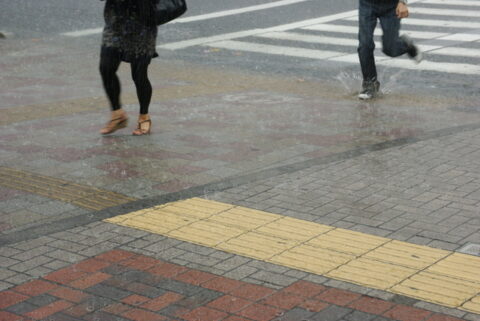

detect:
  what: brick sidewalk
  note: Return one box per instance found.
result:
[0,249,468,321]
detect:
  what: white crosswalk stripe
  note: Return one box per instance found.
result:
[196,1,480,75]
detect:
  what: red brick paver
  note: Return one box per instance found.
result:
[0,291,29,309]
[207,295,252,313]
[384,304,433,321]
[141,292,184,311]
[0,249,472,321]
[13,279,57,296]
[25,300,73,319]
[348,295,395,315]
[182,306,229,321]
[315,288,362,306]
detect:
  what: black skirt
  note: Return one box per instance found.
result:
[101,0,158,62]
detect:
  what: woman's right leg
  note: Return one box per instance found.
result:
[99,46,122,111]
[99,47,128,134]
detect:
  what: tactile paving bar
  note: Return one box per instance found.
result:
[105,198,480,313]
[0,167,136,211]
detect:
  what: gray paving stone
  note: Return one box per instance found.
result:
[42,259,71,270]
[247,261,290,274]
[178,252,221,266]
[50,231,89,243]
[344,310,377,321]
[184,263,226,276]
[0,246,21,257]
[302,274,329,284]
[413,301,466,319]
[324,279,370,295]
[223,265,258,280]
[6,301,38,315]
[407,236,433,246]
[419,231,463,244]
[349,225,391,237]
[126,238,154,249]
[464,313,480,321]
[409,222,451,233]
[0,256,20,268]
[48,239,88,252]
[283,269,308,279]
[155,278,203,296]
[387,227,423,241]
[25,266,53,277]
[149,247,187,260]
[176,243,216,256]
[213,256,251,271]
[365,289,396,301]
[12,245,53,260]
[379,218,413,231]
[272,307,315,321]
[78,241,118,257]
[209,251,233,261]
[428,240,460,251]
[311,305,353,321]
[46,249,86,263]
[0,280,13,291]
[87,284,131,300]
[5,273,32,285]
[143,239,182,252]
[250,270,297,287]
[9,255,53,272]
[176,288,222,309]
[11,236,55,251]
[109,235,137,244]
[344,216,384,227]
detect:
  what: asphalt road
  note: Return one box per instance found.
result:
[1,0,480,97]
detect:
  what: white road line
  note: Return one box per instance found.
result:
[345,17,480,29]
[438,33,480,42]
[335,54,480,75]
[303,24,448,40]
[429,47,480,57]
[62,27,103,37]
[172,0,311,23]
[411,7,480,17]
[377,59,480,75]
[256,31,441,52]
[61,0,311,37]
[422,0,480,6]
[158,10,357,50]
[205,40,347,59]
[257,31,360,46]
[206,39,480,74]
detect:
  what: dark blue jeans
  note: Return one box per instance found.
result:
[358,0,408,82]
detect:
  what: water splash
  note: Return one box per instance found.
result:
[335,69,407,97]
[334,71,362,96]
[379,69,406,95]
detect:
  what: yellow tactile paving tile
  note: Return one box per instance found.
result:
[392,271,480,307]
[271,244,354,274]
[104,198,480,314]
[0,166,135,211]
[363,240,450,270]
[463,296,480,314]
[307,228,388,256]
[328,257,417,289]
[219,232,298,260]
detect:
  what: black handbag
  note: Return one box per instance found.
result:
[153,0,187,25]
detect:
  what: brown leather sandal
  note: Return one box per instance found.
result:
[100,116,128,135]
[132,119,151,136]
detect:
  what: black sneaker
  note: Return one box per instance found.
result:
[358,80,380,100]
[401,34,423,64]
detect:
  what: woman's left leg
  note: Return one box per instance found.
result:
[131,58,153,135]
